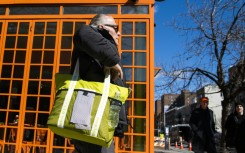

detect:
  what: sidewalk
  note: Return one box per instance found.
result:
[154,146,194,153]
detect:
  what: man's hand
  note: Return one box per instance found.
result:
[104,64,123,81]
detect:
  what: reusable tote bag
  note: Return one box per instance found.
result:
[47,59,130,147]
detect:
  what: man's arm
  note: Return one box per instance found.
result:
[189,110,199,135]
[74,25,120,67]
[225,115,231,129]
[104,64,123,81]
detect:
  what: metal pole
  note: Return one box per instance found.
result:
[157,121,161,137]
[165,127,169,150]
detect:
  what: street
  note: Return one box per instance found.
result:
[154,136,193,153]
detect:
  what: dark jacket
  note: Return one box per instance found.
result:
[71,24,120,82]
[70,24,128,137]
[225,112,245,149]
[190,107,216,137]
[189,107,217,153]
[237,117,245,152]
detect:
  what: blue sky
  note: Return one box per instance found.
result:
[154,0,188,99]
[154,0,187,66]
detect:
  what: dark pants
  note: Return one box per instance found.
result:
[236,145,245,153]
[192,134,217,153]
[72,140,115,153]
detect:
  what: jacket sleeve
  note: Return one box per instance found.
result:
[189,110,198,133]
[225,114,233,130]
[73,25,120,67]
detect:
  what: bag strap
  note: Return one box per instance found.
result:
[57,59,80,128]
[57,59,111,136]
[90,68,110,137]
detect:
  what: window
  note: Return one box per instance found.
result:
[121,5,149,14]
[63,6,117,14]
[9,6,59,15]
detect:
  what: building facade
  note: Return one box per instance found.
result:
[0,0,156,152]
[228,60,245,104]
[154,100,161,136]
[155,90,196,133]
[164,90,196,126]
[165,104,197,126]
[155,100,161,117]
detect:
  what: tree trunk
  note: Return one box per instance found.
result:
[220,98,232,152]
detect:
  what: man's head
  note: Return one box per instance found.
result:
[235,102,244,115]
[200,97,209,110]
[90,14,120,45]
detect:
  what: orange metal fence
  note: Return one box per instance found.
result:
[0,2,155,152]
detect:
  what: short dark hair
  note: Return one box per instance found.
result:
[235,101,244,108]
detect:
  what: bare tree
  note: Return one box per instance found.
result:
[156,0,245,149]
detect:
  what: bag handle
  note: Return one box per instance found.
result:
[57,59,111,138]
[90,67,111,137]
[57,59,80,128]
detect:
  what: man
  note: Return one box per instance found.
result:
[225,101,245,153]
[70,14,127,153]
[189,97,217,153]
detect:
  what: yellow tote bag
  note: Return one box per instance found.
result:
[47,59,130,147]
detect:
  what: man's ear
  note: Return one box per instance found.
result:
[97,25,104,31]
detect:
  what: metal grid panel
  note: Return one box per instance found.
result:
[0,3,154,153]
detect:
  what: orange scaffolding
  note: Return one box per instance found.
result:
[0,1,155,152]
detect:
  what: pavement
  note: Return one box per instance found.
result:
[154,146,194,153]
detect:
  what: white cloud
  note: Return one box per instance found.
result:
[154,5,159,14]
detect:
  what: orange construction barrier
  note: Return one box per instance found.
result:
[189,142,192,151]
[179,140,184,149]
[175,141,178,148]
[159,142,165,148]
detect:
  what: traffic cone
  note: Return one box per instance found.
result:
[175,141,178,148]
[189,142,192,151]
[179,140,184,149]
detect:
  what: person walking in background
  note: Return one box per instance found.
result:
[189,97,217,153]
[225,101,245,153]
[70,14,128,153]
